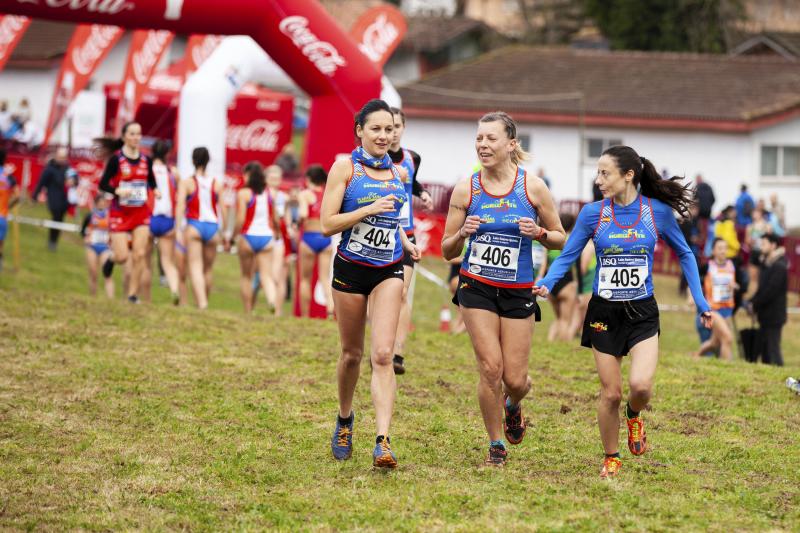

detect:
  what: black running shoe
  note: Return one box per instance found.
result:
[393,355,405,375]
[127,295,140,304]
[503,395,526,445]
[102,259,114,278]
[484,444,507,467]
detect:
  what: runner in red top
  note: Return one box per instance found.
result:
[297,164,334,317]
[97,122,159,304]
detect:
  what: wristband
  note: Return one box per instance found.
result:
[535,227,547,241]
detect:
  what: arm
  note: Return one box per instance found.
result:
[175,178,189,232]
[98,157,118,195]
[441,178,477,260]
[535,206,594,292]
[658,207,711,314]
[320,159,396,237]
[146,158,157,189]
[298,190,310,221]
[526,176,566,250]
[80,213,91,239]
[33,167,51,199]
[579,240,594,273]
[234,189,248,237]
[215,179,229,242]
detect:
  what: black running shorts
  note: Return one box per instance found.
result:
[452,275,541,320]
[581,295,660,356]
[402,234,418,268]
[332,254,404,296]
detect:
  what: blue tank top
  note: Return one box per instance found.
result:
[398,149,415,234]
[460,167,537,288]
[592,196,658,300]
[338,158,406,267]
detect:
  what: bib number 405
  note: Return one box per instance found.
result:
[610,268,641,287]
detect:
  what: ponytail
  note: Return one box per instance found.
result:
[93,122,139,158]
[602,146,695,219]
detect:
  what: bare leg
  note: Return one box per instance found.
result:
[202,236,219,300]
[332,289,367,419]
[628,335,659,413]
[85,248,98,296]
[157,233,180,295]
[138,237,153,302]
[462,306,504,442]
[298,241,316,317]
[99,250,114,298]
[271,239,286,316]
[593,349,623,455]
[186,227,207,309]
[318,246,334,316]
[393,264,415,357]
[237,237,255,313]
[369,278,404,435]
[500,316,534,405]
[127,226,150,300]
[255,246,274,312]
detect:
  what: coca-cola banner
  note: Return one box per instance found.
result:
[184,34,222,79]
[226,86,293,170]
[42,23,124,148]
[0,14,31,73]
[349,5,407,67]
[114,29,173,134]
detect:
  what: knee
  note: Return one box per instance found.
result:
[628,379,652,400]
[478,360,503,387]
[600,385,623,406]
[371,345,393,367]
[503,373,529,396]
[340,347,363,368]
[132,248,147,263]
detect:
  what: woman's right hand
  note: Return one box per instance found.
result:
[367,194,398,216]
[532,285,550,297]
[176,229,185,248]
[459,215,481,238]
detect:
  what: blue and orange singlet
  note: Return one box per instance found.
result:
[460,167,538,288]
[338,158,406,267]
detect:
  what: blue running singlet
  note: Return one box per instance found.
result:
[538,195,710,313]
[338,158,406,267]
[397,149,416,235]
[459,167,538,288]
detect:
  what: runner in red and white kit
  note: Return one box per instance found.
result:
[149,140,181,304]
[97,122,159,304]
[297,164,334,317]
[235,162,280,313]
[175,147,225,310]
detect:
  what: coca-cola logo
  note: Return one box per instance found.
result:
[279,16,347,76]
[226,120,282,153]
[16,0,135,15]
[132,30,171,84]
[71,25,120,75]
[358,13,399,63]
[0,16,28,61]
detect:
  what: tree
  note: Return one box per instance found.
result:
[584,0,744,53]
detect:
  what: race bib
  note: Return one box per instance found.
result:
[398,192,412,227]
[119,181,147,207]
[597,254,649,301]
[468,232,521,282]
[346,215,398,263]
[711,275,734,303]
[90,229,109,245]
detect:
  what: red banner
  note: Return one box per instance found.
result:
[114,29,173,135]
[226,86,293,170]
[350,5,407,67]
[184,34,222,79]
[0,15,31,72]
[43,24,124,148]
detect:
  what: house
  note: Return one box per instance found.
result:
[397,46,800,227]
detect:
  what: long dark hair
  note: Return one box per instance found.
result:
[151,139,170,162]
[245,161,266,195]
[306,164,327,186]
[192,146,210,171]
[602,145,695,219]
[94,121,138,154]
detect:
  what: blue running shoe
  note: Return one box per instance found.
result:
[331,412,354,461]
[372,437,397,469]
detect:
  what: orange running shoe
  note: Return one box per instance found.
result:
[626,415,647,456]
[503,395,526,445]
[600,456,622,478]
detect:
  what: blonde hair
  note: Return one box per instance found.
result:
[479,111,529,165]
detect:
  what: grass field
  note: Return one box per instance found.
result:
[1,204,799,531]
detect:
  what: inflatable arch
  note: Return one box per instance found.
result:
[6,0,383,168]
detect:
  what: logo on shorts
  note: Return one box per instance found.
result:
[333,277,350,288]
[589,321,608,332]
[460,282,469,289]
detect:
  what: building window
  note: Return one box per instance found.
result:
[586,137,622,159]
[517,133,531,152]
[761,145,800,178]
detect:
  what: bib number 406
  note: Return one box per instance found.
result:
[481,246,511,267]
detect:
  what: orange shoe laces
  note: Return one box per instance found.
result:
[336,426,352,447]
[603,456,621,474]
[378,440,392,456]
[628,417,642,442]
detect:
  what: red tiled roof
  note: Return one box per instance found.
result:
[7,20,75,68]
[398,46,800,129]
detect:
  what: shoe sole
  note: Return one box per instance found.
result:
[393,364,405,375]
[373,455,397,469]
[332,450,352,461]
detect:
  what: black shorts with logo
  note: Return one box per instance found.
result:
[581,294,660,356]
[332,254,405,296]
[452,274,541,320]
[402,233,418,268]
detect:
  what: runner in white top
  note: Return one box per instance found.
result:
[148,140,181,304]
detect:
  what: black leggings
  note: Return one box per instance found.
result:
[49,207,67,245]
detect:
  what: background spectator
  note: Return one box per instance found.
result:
[735,184,754,228]
[536,167,551,189]
[714,206,740,260]
[0,101,11,138]
[748,233,787,366]
[32,146,71,251]
[767,194,785,236]
[275,143,298,175]
[744,207,773,295]
[694,174,715,221]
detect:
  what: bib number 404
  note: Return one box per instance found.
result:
[362,227,391,248]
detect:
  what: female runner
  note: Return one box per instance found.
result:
[297,164,334,317]
[235,162,279,313]
[80,192,114,298]
[148,140,181,304]
[534,145,712,478]
[323,99,420,469]
[97,122,159,303]
[694,238,737,360]
[175,147,224,309]
[442,111,565,466]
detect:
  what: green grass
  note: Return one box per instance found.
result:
[1,204,799,531]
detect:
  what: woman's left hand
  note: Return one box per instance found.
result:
[153,189,162,200]
[420,191,434,211]
[405,242,421,261]
[700,311,713,329]
[518,217,541,239]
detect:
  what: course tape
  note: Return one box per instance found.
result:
[9,214,80,233]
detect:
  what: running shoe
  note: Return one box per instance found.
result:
[102,258,114,278]
[372,437,397,469]
[600,456,622,478]
[626,415,647,456]
[484,444,507,467]
[393,355,405,375]
[127,295,140,304]
[503,395,526,445]
[331,412,354,461]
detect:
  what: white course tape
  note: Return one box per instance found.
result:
[9,215,80,233]
[417,265,450,292]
